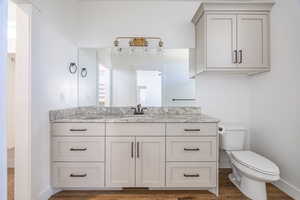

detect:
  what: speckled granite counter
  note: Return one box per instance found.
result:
[49,106,219,123]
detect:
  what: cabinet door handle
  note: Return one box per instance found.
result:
[184,173,200,178]
[184,148,200,151]
[137,142,140,158]
[70,148,87,151]
[233,50,238,64]
[69,129,87,132]
[184,129,200,132]
[239,50,243,64]
[70,173,87,178]
[131,142,134,158]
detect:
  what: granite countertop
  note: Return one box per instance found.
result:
[49,106,219,123]
[51,114,219,123]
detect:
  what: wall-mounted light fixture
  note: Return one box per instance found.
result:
[113,37,164,55]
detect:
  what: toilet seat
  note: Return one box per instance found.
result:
[231,151,280,176]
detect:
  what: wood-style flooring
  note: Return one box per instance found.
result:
[8,168,14,200]
[8,169,293,200]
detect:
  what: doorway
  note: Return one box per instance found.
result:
[3,1,32,200]
[7,2,16,200]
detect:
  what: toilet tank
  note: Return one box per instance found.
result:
[219,124,246,151]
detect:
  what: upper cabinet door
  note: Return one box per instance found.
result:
[135,137,165,187]
[206,14,237,68]
[237,15,269,68]
[106,137,135,187]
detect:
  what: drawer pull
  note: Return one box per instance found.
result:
[184,148,200,151]
[70,173,87,178]
[69,128,88,132]
[70,148,87,151]
[183,173,200,178]
[184,129,200,132]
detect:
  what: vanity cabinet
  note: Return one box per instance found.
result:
[106,137,136,187]
[135,137,165,187]
[106,137,165,187]
[51,121,218,195]
[191,1,274,76]
[51,123,105,188]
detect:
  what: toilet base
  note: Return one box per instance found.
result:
[229,173,267,200]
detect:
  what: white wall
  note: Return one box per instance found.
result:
[0,0,8,199]
[8,1,16,53]
[195,74,251,167]
[196,74,251,127]
[250,0,300,198]
[29,0,79,199]
[78,1,199,48]
[6,54,15,149]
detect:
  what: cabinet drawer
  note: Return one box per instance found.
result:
[167,137,217,162]
[166,162,216,187]
[106,123,165,136]
[51,123,105,136]
[52,163,104,188]
[52,137,104,162]
[166,123,217,136]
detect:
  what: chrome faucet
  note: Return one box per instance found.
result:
[131,104,147,115]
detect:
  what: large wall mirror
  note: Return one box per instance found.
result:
[78,48,197,107]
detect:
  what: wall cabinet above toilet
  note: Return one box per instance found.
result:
[191,1,274,76]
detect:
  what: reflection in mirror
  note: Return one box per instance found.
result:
[78,48,197,107]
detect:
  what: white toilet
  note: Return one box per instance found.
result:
[219,124,280,200]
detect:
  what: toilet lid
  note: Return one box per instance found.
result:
[232,151,280,176]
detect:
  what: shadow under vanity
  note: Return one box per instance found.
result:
[49,107,219,195]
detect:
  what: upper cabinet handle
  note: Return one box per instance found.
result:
[233,50,238,64]
[239,50,243,64]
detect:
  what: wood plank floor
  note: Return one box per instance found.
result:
[8,169,293,200]
[8,168,14,200]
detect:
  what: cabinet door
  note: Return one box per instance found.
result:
[237,15,269,68]
[206,14,237,68]
[136,137,165,187]
[106,137,135,187]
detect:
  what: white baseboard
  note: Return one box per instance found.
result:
[36,187,61,200]
[272,178,300,200]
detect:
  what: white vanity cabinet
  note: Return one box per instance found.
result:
[105,123,166,187]
[105,137,136,187]
[51,121,218,195]
[51,123,105,188]
[165,123,218,191]
[191,1,274,76]
[106,136,165,187]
